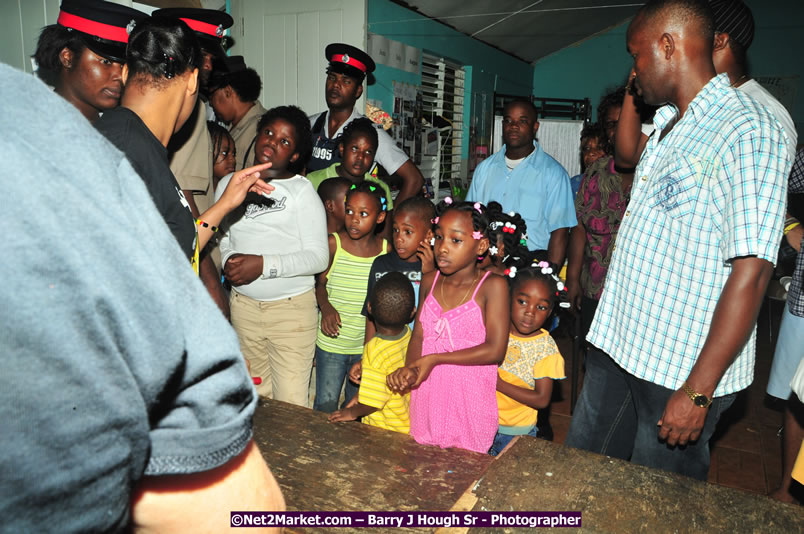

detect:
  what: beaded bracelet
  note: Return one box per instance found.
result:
[195,218,218,233]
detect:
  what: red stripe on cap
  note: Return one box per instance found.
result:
[333,53,366,73]
[57,11,130,43]
[180,18,222,38]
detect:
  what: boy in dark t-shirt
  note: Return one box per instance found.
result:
[361,196,435,340]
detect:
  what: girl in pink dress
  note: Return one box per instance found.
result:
[388,199,510,453]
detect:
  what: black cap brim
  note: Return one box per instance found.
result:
[73,31,127,63]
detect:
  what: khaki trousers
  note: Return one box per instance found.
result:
[230,289,317,407]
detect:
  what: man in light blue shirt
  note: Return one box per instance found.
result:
[467,99,576,265]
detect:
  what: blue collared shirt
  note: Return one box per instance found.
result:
[588,73,791,396]
[467,142,576,250]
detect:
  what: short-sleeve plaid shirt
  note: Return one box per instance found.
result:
[588,74,791,397]
[788,149,804,317]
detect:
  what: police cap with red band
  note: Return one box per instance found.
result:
[151,7,233,58]
[56,0,147,63]
[325,43,375,81]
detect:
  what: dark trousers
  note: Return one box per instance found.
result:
[565,346,735,481]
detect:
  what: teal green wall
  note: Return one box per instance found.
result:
[532,1,804,134]
[531,19,631,123]
[367,0,534,158]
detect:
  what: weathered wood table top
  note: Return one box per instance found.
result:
[469,435,803,533]
[253,400,802,533]
[252,399,493,532]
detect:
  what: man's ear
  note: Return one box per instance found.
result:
[355,84,364,101]
[713,32,729,52]
[660,32,675,60]
[532,120,540,137]
[59,47,74,69]
[122,63,129,85]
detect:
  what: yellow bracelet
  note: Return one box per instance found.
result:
[195,218,218,233]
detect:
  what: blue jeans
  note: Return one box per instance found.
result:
[488,426,539,456]
[313,346,361,413]
[566,346,736,480]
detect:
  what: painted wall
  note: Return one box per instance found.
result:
[532,0,804,134]
[366,0,534,158]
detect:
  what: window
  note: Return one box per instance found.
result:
[420,53,465,201]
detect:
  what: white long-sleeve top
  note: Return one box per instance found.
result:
[216,173,328,301]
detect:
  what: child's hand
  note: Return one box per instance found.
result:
[218,162,274,211]
[320,305,342,337]
[417,239,435,274]
[387,366,418,393]
[224,254,263,286]
[348,361,362,384]
[408,354,437,388]
[328,408,358,423]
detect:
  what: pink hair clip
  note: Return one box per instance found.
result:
[434,216,440,224]
[444,197,453,205]
[473,202,482,214]
[472,230,483,240]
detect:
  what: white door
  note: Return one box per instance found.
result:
[229,0,367,117]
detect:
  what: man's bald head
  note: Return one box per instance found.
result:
[629,0,715,50]
[626,0,717,107]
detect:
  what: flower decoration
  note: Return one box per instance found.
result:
[489,245,499,256]
[504,266,518,278]
[444,196,453,205]
[472,231,483,240]
[434,216,440,224]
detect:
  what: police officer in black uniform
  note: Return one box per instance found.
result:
[308,43,424,204]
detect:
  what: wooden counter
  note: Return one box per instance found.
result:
[253,400,803,533]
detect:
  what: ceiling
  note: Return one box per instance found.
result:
[392,0,642,64]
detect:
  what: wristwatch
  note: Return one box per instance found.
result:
[681,383,712,408]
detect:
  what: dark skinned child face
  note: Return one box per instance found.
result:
[510,278,554,337]
[253,118,299,175]
[433,210,488,275]
[339,133,377,179]
[344,191,386,240]
[393,210,432,261]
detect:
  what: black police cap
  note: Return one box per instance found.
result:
[325,43,375,81]
[151,7,234,58]
[56,0,147,63]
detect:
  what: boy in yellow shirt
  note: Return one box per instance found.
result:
[329,272,415,433]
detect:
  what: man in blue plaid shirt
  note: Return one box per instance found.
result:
[566,0,792,480]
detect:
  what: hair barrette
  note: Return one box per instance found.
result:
[489,245,499,256]
[508,211,515,217]
[444,196,453,205]
[520,239,527,246]
[473,202,482,214]
[504,266,517,278]
[429,237,435,246]
[433,216,439,224]
[163,54,175,79]
[380,196,387,211]
[472,231,483,240]
[369,185,376,192]
[489,221,503,230]
[350,184,357,190]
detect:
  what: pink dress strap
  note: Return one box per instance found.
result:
[471,270,491,299]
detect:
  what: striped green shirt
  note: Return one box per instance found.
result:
[317,233,386,354]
